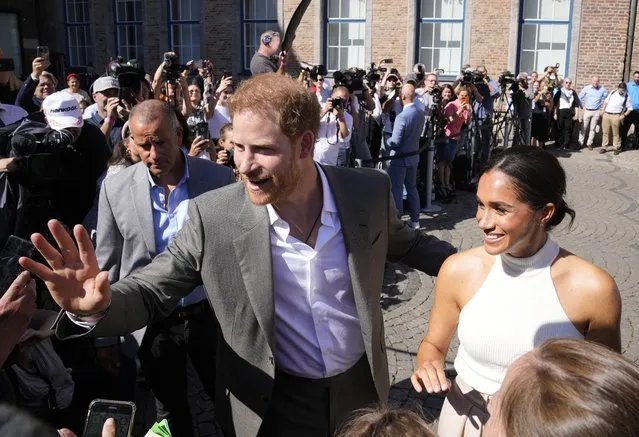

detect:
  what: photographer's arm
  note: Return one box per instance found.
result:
[471,85,483,104]
[180,77,194,117]
[152,61,166,99]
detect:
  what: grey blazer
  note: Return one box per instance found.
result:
[56,166,456,437]
[96,157,236,282]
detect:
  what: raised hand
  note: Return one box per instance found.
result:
[18,220,112,317]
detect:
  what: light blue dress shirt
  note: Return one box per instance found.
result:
[147,151,207,307]
[578,85,608,110]
[627,81,639,110]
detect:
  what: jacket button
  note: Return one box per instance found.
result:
[269,356,274,365]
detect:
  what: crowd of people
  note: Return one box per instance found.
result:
[0,28,637,437]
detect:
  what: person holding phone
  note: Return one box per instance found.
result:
[438,87,470,202]
[15,54,56,114]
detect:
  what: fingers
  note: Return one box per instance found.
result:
[58,429,77,437]
[411,362,449,394]
[30,232,64,270]
[74,225,98,270]
[49,220,81,265]
[2,271,32,301]
[19,256,58,283]
[102,418,116,437]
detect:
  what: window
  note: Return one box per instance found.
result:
[114,0,144,65]
[242,0,279,71]
[169,0,201,63]
[326,0,366,72]
[0,12,22,76]
[519,0,572,76]
[417,0,465,76]
[65,0,93,66]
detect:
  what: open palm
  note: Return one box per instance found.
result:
[18,220,112,316]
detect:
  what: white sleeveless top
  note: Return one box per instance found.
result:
[454,238,584,395]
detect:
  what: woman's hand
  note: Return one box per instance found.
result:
[410,359,451,394]
[189,136,210,157]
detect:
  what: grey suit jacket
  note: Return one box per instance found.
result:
[96,156,235,282]
[56,166,455,437]
[387,104,426,167]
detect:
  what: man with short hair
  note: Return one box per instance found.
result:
[85,76,122,153]
[94,99,235,437]
[553,78,581,149]
[578,75,608,150]
[387,84,425,230]
[15,56,56,114]
[21,73,456,437]
[250,30,287,76]
[621,70,639,150]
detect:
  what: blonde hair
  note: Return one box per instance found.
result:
[335,407,435,437]
[499,339,639,437]
[228,73,320,142]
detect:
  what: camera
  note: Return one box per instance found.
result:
[162,52,189,85]
[498,70,516,88]
[107,58,145,106]
[300,62,327,82]
[331,97,344,110]
[461,69,484,85]
[333,69,366,95]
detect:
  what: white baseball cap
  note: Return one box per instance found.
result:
[42,91,84,131]
[92,76,119,93]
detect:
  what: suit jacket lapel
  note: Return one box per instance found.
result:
[232,191,276,353]
[186,157,212,198]
[130,164,156,256]
[322,166,375,337]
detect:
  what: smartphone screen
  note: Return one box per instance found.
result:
[0,236,35,297]
[83,400,135,437]
[36,46,49,62]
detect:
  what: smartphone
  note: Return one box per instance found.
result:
[83,399,136,437]
[0,236,35,298]
[36,46,49,62]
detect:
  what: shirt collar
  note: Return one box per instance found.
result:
[403,102,415,109]
[146,148,190,189]
[266,163,337,227]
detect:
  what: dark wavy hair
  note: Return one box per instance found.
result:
[481,147,576,229]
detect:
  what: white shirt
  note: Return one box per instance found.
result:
[313,111,353,166]
[266,166,365,378]
[558,89,575,110]
[0,103,27,126]
[381,93,403,134]
[207,105,231,139]
[315,79,331,105]
[605,91,632,114]
[83,103,98,120]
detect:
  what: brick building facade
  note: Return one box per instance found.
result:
[1,0,639,91]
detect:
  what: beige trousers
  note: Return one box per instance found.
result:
[601,112,622,151]
[437,377,492,437]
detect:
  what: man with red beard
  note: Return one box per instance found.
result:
[19,74,456,437]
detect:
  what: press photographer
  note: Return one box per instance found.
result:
[313,86,352,166]
[465,66,499,162]
[0,91,109,242]
[510,73,534,146]
[84,76,123,153]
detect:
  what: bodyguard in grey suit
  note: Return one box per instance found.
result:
[387,84,426,229]
[95,100,235,437]
[20,74,455,437]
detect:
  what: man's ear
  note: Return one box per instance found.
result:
[297,130,315,159]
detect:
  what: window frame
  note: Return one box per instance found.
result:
[167,0,201,64]
[113,0,144,66]
[64,0,93,67]
[517,0,574,78]
[324,0,367,73]
[415,0,466,80]
[241,0,279,73]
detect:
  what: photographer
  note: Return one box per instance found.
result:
[314,86,352,166]
[531,81,552,147]
[1,92,109,239]
[84,77,123,153]
[468,66,499,161]
[511,73,534,146]
[15,57,56,114]
[376,71,404,169]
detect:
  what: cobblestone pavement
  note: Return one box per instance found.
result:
[140,148,639,436]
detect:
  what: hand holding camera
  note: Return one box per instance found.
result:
[31,56,50,79]
[189,136,210,157]
[105,97,120,120]
[216,149,230,165]
[216,76,233,95]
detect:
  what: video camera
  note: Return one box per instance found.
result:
[300,62,327,82]
[162,52,189,86]
[333,69,366,95]
[364,58,393,89]
[461,68,484,85]
[107,57,145,106]
[498,70,516,89]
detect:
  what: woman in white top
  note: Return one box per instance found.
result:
[64,73,90,104]
[410,147,621,437]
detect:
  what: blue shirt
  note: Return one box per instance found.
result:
[147,151,207,306]
[473,80,501,119]
[579,85,608,110]
[627,81,639,110]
